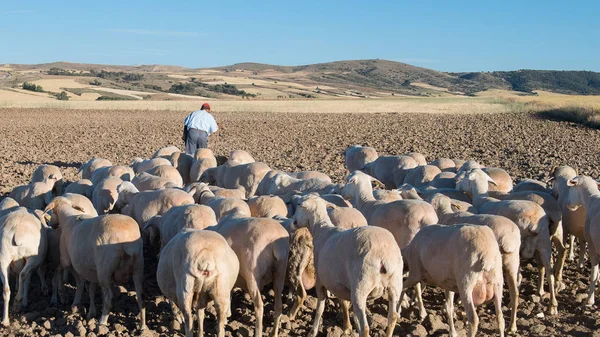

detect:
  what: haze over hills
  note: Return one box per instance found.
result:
[1,59,600,102]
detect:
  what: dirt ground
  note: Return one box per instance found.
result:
[1,108,600,337]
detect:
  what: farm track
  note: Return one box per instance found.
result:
[0,108,599,336]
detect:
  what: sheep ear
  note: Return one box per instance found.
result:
[187,186,198,197]
[48,174,57,180]
[325,202,338,210]
[486,175,498,186]
[142,216,161,231]
[545,176,555,183]
[44,200,57,213]
[567,179,577,187]
[171,152,181,168]
[451,202,462,210]
[72,205,85,212]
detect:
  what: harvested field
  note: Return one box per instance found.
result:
[0,108,600,337]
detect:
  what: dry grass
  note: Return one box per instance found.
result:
[538,105,600,128]
[0,98,510,113]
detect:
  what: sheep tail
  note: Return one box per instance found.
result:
[189,249,216,280]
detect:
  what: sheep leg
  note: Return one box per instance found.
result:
[493,281,505,337]
[289,280,306,321]
[214,296,229,337]
[133,256,147,330]
[586,254,599,307]
[535,252,546,297]
[351,288,370,337]
[98,283,114,327]
[578,240,586,271]
[460,285,479,337]
[50,266,60,305]
[338,299,352,333]
[310,285,327,337]
[414,282,427,322]
[71,270,85,309]
[16,258,37,307]
[385,285,399,337]
[271,259,287,337]
[567,234,575,261]
[444,290,456,337]
[538,242,558,315]
[247,279,264,337]
[196,307,205,337]
[37,267,49,296]
[551,227,567,293]
[505,256,519,333]
[87,282,97,320]
[1,264,11,326]
[170,300,184,327]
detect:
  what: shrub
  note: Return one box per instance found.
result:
[89,79,102,86]
[538,106,600,129]
[22,82,44,92]
[96,95,135,101]
[56,91,69,100]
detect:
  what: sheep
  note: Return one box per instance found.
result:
[372,189,403,202]
[341,171,438,319]
[188,183,251,220]
[456,160,483,176]
[209,186,246,199]
[64,179,94,199]
[428,171,457,189]
[31,164,64,194]
[564,175,600,306]
[403,165,442,188]
[284,226,315,320]
[258,171,340,197]
[343,145,379,172]
[430,158,458,172]
[116,182,195,227]
[457,168,558,315]
[362,155,418,189]
[78,158,113,180]
[229,149,255,164]
[293,195,402,337]
[403,224,504,337]
[210,215,289,337]
[513,179,551,194]
[143,204,217,251]
[430,194,520,333]
[132,172,180,191]
[418,187,472,203]
[157,229,239,337]
[550,165,586,267]
[0,208,47,326]
[289,194,368,229]
[400,184,478,214]
[171,151,195,186]
[404,152,427,166]
[487,189,567,291]
[144,165,184,188]
[9,180,55,210]
[247,195,288,218]
[92,176,123,215]
[0,198,20,217]
[152,145,181,159]
[130,157,171,174]
[201,161,271,199]
[90,165,135,185]
[482,167,513,193]
[44,197,146,329]
[288,171,332,183]
[189,150,218,183]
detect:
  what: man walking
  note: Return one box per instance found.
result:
[182,103,218,155]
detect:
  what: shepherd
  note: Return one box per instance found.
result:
[182,103,218,155]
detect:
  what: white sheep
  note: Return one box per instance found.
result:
[228,149,256,164]
[404,152,427,166]
[457,168,558,315]
[132,172,180,191]
[201,161,271,199]
[247,195,288,218]
[288,171,332,183]
[564,175,600,306]
[403,165,442,188]
[64,179,94,199]
[31,164,63,194]
[152,145,181,159]
[0,208,47,326]
[78,158,113,180]
[362,155,417,189]
[343,145,379,172]
[90,165,135,185]
[428,171,458,189]
[44,197,146,329]
[257,171,340,197]
[430,193,520,333]
[429,158,458,172]
[130,157,171,174]
[188,183,251,220]
[9,180,55,210]
[144,165,184,188]
[189,150,218,183]
[143,204,217,250]
[0,198,20,217]
[403,224,504,337]
[157,229,239,337]
[92,176,123,215]
[116,182,195,227]
[513,179,550,194]
[293,195,402,337]
[171,151,195,186]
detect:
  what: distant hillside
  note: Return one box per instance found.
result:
[2,59,600,99]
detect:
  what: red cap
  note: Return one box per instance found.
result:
[201,103,211,110]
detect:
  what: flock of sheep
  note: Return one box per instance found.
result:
[0,144,597,337]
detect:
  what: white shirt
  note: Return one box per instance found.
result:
[184,109,218,134]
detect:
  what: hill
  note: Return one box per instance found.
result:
[1,59,600,102]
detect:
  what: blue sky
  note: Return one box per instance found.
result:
[1,0,599,72]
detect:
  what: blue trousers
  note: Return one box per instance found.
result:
[185,129,208,155]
